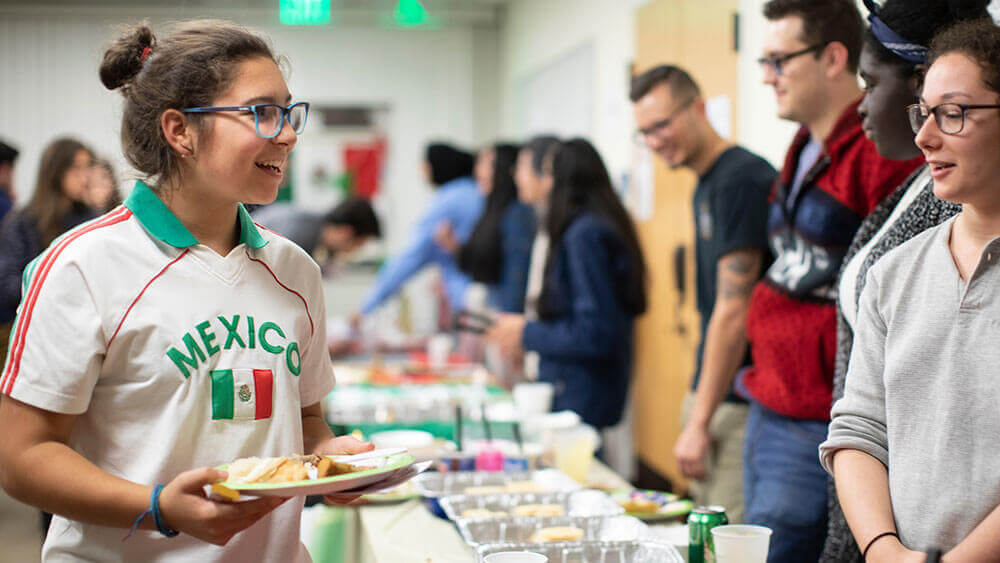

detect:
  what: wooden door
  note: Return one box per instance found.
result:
[632,0,740,491]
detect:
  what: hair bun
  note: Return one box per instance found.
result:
[99,24,155,91]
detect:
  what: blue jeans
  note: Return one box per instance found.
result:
[743,401,829,563]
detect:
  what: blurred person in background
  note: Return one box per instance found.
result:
[252,197,382,261]
[818,0,988,560]
[485,139,647,431]
[740,1,923,559]
[511,135,560,381]
[437,142,535,313]
[356,142,481,321]
[87,157,122,213]
[631,64,776,524]
[0,137,97,362]
[0,140,19,222]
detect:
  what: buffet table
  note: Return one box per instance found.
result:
[354,461,632,563]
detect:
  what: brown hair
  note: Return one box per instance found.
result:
[99,20,279,187]
[91,157,122,212]
[928,17,1000,95]
[629,65,702,103]
[25,138,93,247]
[763,0,864,73]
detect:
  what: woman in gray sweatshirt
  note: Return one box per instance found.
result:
[820,18,1000,561]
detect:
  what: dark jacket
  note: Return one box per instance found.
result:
[521,213,638,429]
[0,203,97,323]
[489,202,535,313]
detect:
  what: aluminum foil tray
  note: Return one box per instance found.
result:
[441,490,623,522]
[411,469,581,499]
[459,514,647,547]
[476,539,684,563]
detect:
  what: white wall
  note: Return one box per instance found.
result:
[497,0,644,186]
[0,9,499,260]
[493,0,793,184]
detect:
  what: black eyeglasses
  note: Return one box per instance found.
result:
[757,44,826,76]
[182,102,309,139]
[907,102,1000,135]
[634,98,695,143]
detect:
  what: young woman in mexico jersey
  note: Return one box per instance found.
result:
[0,19,372,562]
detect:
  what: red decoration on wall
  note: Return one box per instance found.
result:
[342,137,387,199]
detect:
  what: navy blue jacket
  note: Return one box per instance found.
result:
[521,213,638,429]
[488,202,535,313]
[0,204,96,323]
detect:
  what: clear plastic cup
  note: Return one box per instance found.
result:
[483,552,548,563]
[551,425,598,484]
[711,524,772,563]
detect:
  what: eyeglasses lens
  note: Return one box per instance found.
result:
[289,104,307,134]
[255,105,282,138]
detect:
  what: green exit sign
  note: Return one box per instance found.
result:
[280,0,330,26]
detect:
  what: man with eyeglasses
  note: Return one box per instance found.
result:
[630,65,775,524]
[739,1,923,561]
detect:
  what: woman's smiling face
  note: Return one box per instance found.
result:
[185,56,298,206]
[916,52,1000,207]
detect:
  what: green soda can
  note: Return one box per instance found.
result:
[688,505,729,563]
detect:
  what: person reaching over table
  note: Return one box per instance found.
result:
[821,16,1000,561]
[0,19,371,562]
[356,142,481,321]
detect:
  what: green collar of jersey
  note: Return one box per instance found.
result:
[125,181,267,249]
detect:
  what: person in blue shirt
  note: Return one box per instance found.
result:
[439,143,535,313]
[485,138,648,429]
[358,143,482,317]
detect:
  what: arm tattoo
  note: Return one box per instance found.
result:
[725,254,754,275]
[720,278,756,299]
[718,251,761,299]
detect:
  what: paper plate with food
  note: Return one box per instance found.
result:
[213,450,415,498]
[612,489,694,521]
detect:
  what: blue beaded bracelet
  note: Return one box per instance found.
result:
[151,484,179,538]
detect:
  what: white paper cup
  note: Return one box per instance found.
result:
[711,524,772,563]
[513,382,554,416]
[483,552,548,563]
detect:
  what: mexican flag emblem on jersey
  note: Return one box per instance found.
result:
[210,368,273,420]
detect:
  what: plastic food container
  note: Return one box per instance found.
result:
[440,490,623,523]
[458,515,647,547]
[411,469,581,518]
[476,539,684,563]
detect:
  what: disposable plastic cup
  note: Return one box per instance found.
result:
[551,426,597,484]
[513,382,554,416]
[711,524,772,563]
[483,552,548,563]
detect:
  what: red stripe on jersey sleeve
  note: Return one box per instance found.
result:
[1,208,132,395]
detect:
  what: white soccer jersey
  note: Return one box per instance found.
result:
[1,181,335,562]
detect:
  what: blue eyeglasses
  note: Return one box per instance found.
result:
[181,102,310,139]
